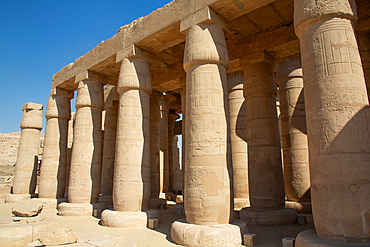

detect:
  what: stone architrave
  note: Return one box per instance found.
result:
[171,7,247,247]
[159,97,169,195]
[99,85,119,207]
[101,45,158,228]
[38,88,73,206]
[5,103,43,203]
[276,54,311,214]
[168,109,179,192]
[239,52,297,225]
[294,0,370,245]
[58,71,106,216]
[227,71,250,210]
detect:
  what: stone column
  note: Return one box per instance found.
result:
[276,54,311,214]
[149,90,167,208]
[180,87,186,196]
[159,97,169,195]
[38,88,73,207]
[294,0,370,245]
[58,71,106,216]
[99,85,119,207]
[171,8,246,246]
[239,53,297,225]
[228,71,250,211]
[168,109,179,193]
[101,46,158,228]
[65,112,75,197]
[5,102,43,203]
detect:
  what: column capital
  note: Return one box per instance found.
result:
[276,54,303,86]
[180,6,229,33]
[240,51,275,69]
[294,0,357,38]
[116,44,156,64]
[75,70,108,85]
[20,102,43,130]
[227,70,244,92]
[49,87,74,99]
[104,85,119,109]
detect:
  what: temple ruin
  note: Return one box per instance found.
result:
[2,0,370,246]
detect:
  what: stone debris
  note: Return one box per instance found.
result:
[37,223,78,246]
[12,199,43,217]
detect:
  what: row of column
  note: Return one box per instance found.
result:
[7,0,370,245]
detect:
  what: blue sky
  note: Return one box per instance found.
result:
[0,0,172,133]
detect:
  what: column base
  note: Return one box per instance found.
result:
[239,208,297,225]
[5,194,31,203]
[34,198,68,209]
[101,209,148,228]
[99,195,113,208]
[149,198,167,209]
[296,229,370,246]
[234,198,250,211]
[171,218,247,247]
[285,201,312,214]
[58,202,93,216]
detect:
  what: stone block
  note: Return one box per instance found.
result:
[175,195,183,203]
[37,223,78,246]
[93,209,102,218]
[12,199,43,217]
[282,237,295,247]
[159,203,167,210]
[0,224,33,247]
[148,218,159,229]
[243,233,256,247]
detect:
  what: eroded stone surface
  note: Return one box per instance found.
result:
[12,199,43,217]
[37,223,78,246]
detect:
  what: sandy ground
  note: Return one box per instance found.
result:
[0,201,315,247]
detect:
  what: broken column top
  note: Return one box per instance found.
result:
[20,102,43,130]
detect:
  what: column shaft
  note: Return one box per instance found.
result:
[150,91,162,199]
[243,61,285,210]
[295,0,370,243]
[12,103,43,195]
[228,71,249,210]
[168,110,179,192]
[277,54,310,203]
[39,90,72,199]
[100,86,118,205]
[159,99,169,193]
[113,57,151,212]
[183,23,232,225]
[68,80,103,204]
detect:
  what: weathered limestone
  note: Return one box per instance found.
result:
[276,54,311,214]
[5,103,43,203]
[58,71,106,216]
[149,91,166,208]
[240,53,297,225]
[228,71,250,210]
[294,0,370,245]
[180,87,186,195]
[159,96,169,195]
[168,109,179,192]
[101,46,155,228]
[38,88,73,207]
[12,199,43,217]
[99,85,119,207]
[171,8,245,246]
[65,112,75,197]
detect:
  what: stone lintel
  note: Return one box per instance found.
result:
[22,102,43,112]
[180,6,229,33]
[116,45,155,64]
[75,70,108,85]
[49,87,74,99]
[240,51,275,68]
